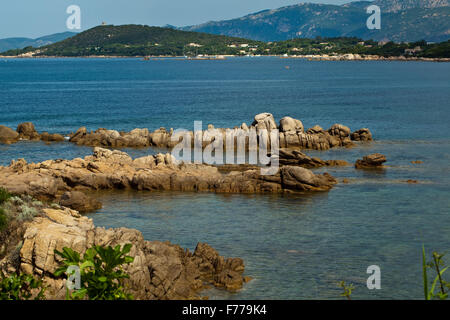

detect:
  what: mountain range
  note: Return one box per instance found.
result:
[0,32,77,52]
[182,0,450,42]
[0,0,449,52]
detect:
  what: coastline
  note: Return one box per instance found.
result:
[1,54,449,62]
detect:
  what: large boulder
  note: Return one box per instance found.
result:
[328,124,351,138]
[279,117,304,133]
[251,113,277,132]
[17,122,40,140]
[69,127,87,143]
[351,128,373,141]
[149,128,170,147]
[40,132,65,142]
[355,153,387,169]
[280,166,337,191]
[59,191,102,213]
[0,125,19,144]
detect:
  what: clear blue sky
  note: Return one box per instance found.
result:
[0,0,356,39]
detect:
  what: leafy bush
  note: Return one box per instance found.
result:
[0,271,46,300]
[17,205,38,221]
[0,188,11,205]
[55,244,135,300]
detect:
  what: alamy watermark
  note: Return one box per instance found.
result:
[367,265,381,290]
[366,5,381,30]
[170,121,279,175]
[66,5,81,30]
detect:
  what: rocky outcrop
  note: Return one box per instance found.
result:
[2,115,373,151]
[0,123,65,144]
[0,125,19,144]
[355,153,387,169]
[279,116,304,133]
[0,148,337,201]
[40,132,65,142]
[17,122,40,140]
[277,149,349,168]
[59,191,102,213]
[252,113,277,133]
[69,127,169,148]
[351,128,373,142]
[18,206,247,300]
[67,113,371,151]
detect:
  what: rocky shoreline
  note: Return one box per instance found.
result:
[0,147,338,211]
[2,55,449,62]
[0,113,381,300]
[0,195,249,300]
[282,54,450,62]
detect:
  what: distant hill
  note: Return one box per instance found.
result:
[0,32,77,52]
[1,25,262,57]
[2,24,448,59]
[181,0,450,43]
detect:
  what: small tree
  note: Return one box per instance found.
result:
[55,244,135,300]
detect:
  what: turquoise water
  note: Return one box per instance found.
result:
[1,57,450,299]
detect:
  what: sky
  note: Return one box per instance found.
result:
[0,0,357,39]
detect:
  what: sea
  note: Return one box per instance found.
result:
[1,57,449,299]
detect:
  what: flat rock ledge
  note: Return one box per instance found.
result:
[19,207,247,300]
[355,153,387,169]
[277,149,349,168]
[0,148,338,204]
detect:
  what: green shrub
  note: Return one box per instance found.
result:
[0,188,11,205]
[0,208,7,231]
[0,272,46,300]
[55,244,135,300]
[18,205,38,221]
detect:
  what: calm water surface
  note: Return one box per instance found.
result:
[1,57,449,299]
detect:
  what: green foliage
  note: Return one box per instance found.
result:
[422,246,449,300]
[17,204,38,221]
[0,208,7,231]
[0,188,11,205]
[0,271,46,300]
[55,244,135,300]
[338,281,354,300]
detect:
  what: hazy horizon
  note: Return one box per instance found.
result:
[0,0,359,39]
